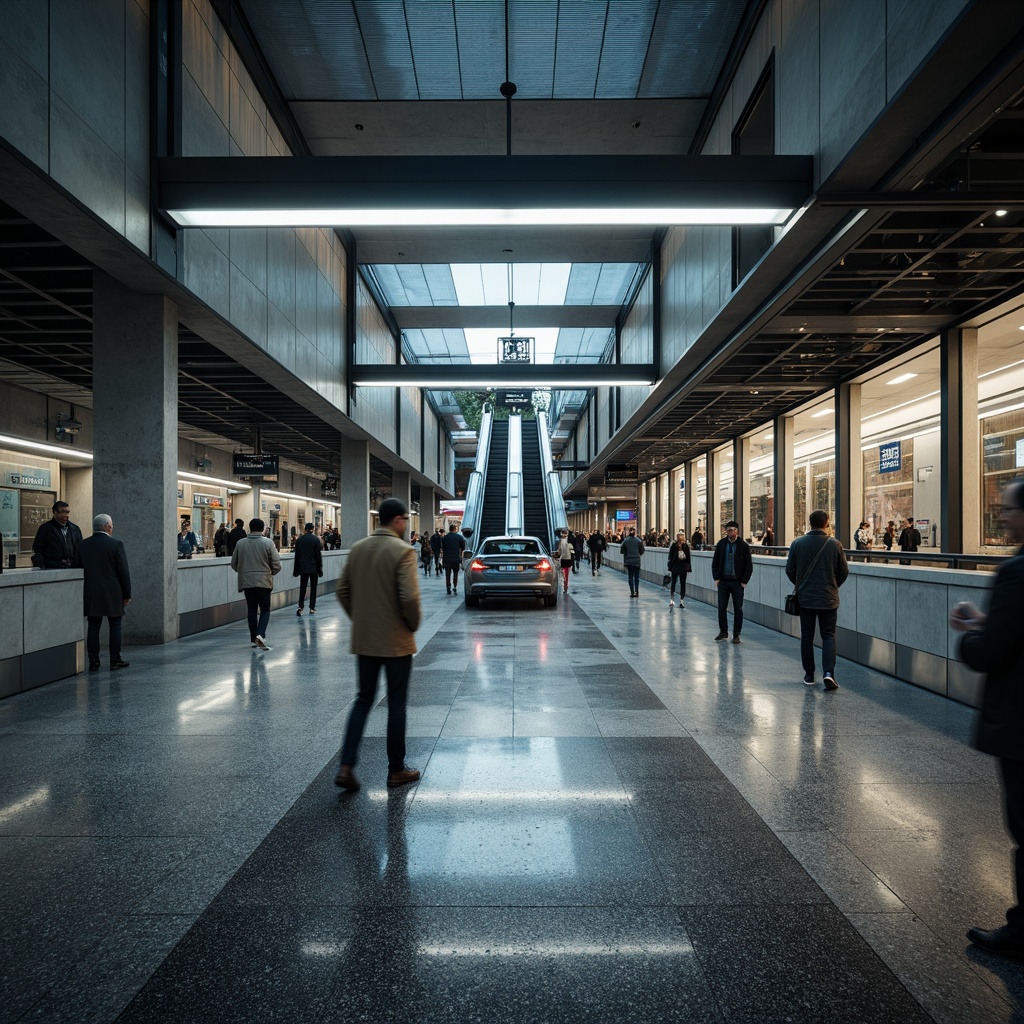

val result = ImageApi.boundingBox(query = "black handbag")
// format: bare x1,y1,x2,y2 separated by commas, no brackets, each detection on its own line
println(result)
785,537,833,616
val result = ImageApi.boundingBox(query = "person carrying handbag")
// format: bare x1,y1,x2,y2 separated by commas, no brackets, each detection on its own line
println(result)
785,510,849,690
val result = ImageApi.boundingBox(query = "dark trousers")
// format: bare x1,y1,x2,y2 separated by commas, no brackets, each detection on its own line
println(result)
245,587,271,640
87,615,122,664
626,565,640,594
669,567,687,598
717,580,744,633
798,607,837,675
444,563,460,592
298,574,318,610
591,550,603,574
1002,759,1024,934
340,654,412,773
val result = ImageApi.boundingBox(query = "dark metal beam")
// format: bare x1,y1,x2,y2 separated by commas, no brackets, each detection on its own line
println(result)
392,305,619,330
351,363,658,387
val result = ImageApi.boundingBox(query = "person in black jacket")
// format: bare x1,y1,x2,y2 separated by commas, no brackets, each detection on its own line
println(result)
952,479,1024,959
710,520,753,643
667,531,691,608
293,522,324,615
73,513,131,671
441,524,466,595
31,500,83,569
587,529,607,576
785,510,848,689
226,518,247,556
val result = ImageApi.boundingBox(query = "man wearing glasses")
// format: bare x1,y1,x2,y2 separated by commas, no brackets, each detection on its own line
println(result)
951,480,1024,959
335,498,422,791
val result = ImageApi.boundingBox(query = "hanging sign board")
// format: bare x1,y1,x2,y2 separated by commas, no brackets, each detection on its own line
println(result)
496,389,533,408
615,509,637,522
878,441,901,474
193,492,224,507
321,478,339,498
605,464,639,485
233,454,278,477
498,337,534,363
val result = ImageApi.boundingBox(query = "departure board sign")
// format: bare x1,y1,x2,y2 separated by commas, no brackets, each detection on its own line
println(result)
615,509,637,522
496,389,532,408
879,441,901,474
233,454,279,477
605,464,639,485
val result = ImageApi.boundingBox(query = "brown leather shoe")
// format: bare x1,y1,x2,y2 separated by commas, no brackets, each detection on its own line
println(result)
334,765,360,791
387,765,421,789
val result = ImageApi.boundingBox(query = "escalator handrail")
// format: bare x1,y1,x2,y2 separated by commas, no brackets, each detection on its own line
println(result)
537,410,569,549
506,414,524,536
461,405,493,549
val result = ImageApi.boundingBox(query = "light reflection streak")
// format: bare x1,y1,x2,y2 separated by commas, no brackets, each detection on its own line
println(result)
0,786,50,824
367,790,630,803
416,942,692,956
301,941,350,956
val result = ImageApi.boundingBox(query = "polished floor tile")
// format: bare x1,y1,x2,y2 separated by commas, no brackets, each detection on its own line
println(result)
3,568,1023,1022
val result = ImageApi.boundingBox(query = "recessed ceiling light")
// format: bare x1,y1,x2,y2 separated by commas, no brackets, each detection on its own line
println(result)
996,209,1008,216
887,372,918,385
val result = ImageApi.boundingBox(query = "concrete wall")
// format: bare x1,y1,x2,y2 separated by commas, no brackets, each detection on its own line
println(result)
603,546,989,708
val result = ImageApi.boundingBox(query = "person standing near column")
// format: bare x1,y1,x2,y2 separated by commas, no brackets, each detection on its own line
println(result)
620,527,645,598
293,522,323,616
335,498,422,792
73,513,131,671
952,479,1024,960
667,531,691,608
786,509,848,690
711,520,752,643
231,517,281,650
32,500,83,569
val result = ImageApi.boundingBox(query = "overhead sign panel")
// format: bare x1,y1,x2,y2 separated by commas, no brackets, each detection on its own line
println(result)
233,454,279,478
605,464,639,485
496,389,533,408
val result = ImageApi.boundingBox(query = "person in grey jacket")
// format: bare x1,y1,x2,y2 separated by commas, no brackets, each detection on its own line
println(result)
785,509,848,690
952,478,1024,959
620,527,645,598
73,513,131,671
231,517,282,650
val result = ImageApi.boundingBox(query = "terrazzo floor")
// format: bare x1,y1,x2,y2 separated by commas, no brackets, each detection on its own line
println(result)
2,563,1023,1022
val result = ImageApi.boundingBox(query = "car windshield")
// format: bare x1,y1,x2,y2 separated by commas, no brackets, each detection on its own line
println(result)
481,539,540,555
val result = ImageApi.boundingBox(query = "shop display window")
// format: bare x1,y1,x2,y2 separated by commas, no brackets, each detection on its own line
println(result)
981,406,1024,547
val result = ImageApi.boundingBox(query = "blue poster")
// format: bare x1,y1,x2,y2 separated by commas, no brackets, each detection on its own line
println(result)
879,441,902,474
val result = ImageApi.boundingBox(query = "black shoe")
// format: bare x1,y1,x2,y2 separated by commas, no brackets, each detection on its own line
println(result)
110,660,130,670
296,607,302,616
309,607,315,614
334,765,360,791
715,631,729,641
731,635,742,644
967,925,1024,960
823,673,839,692
88,661,100,672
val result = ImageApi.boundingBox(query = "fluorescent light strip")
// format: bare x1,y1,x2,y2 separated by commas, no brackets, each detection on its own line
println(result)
0,434,93,460
167,207,794,229
178,471,251,491
887,372,918,385
261,487,338,505
358,377,654,388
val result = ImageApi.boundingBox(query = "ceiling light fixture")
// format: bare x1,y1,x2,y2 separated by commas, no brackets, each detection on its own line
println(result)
811,408,834,418
887,372,918,385
159,155,812,229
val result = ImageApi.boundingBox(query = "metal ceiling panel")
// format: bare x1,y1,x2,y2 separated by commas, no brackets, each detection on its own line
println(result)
451,0,506,98
355,0,419,99
405,0,461,100
553,326,615,362
402,328,472,362
596,2,659,98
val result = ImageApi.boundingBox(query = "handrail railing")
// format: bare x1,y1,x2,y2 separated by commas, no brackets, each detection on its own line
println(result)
746,545,1006,572
506,414,524,536
537,409,568,551
461,405,493,552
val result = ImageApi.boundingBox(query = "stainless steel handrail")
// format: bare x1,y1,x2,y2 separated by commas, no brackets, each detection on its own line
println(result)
461,405,493,552
506,414,523,536
750,545,1005,571
537,409,568,550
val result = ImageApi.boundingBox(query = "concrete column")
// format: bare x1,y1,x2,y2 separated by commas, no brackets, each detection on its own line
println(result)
707,449,723,544
600,501,608,533
92,273,177,643
392,470,411,512
684,459,699,539
669,466,683,536
340,439,370,548
774,414,796,545
836,383,862,548
232,487,256,527
734,436,750,541
659,472,669,534
418,486,437,536
941,328,979,552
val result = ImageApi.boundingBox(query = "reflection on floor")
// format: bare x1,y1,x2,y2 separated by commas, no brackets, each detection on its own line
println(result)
2,565,1022,1022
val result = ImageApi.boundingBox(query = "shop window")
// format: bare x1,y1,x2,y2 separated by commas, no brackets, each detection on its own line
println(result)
981,406,1024,546
863,443,915,541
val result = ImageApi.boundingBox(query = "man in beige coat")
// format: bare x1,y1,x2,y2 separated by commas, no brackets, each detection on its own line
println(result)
335,497,422,791
230,517,282,651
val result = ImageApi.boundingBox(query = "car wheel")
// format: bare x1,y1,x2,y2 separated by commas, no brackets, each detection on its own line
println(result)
465,591,479,608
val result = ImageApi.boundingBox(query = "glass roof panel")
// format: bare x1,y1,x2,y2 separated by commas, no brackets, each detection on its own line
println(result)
369,263,641,307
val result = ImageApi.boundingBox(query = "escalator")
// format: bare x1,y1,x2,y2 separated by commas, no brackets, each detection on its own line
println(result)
521,418,548,544
478,418,509,539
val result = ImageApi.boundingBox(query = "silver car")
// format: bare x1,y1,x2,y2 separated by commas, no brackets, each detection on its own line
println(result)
464,536,557,607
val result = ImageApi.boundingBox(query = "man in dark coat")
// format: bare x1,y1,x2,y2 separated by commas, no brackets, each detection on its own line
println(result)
587,529,607,576
73,513,131,671
711,520,753,643
430,529,443,576
32,500,83,569
440,523,466,595
293,521,323,616
666,531,691,608
226,518,247,556
952,478,1024,959
785,510,849,690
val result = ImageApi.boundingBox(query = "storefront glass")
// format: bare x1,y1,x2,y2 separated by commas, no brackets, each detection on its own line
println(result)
791,400,835,536
748,424,773,542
